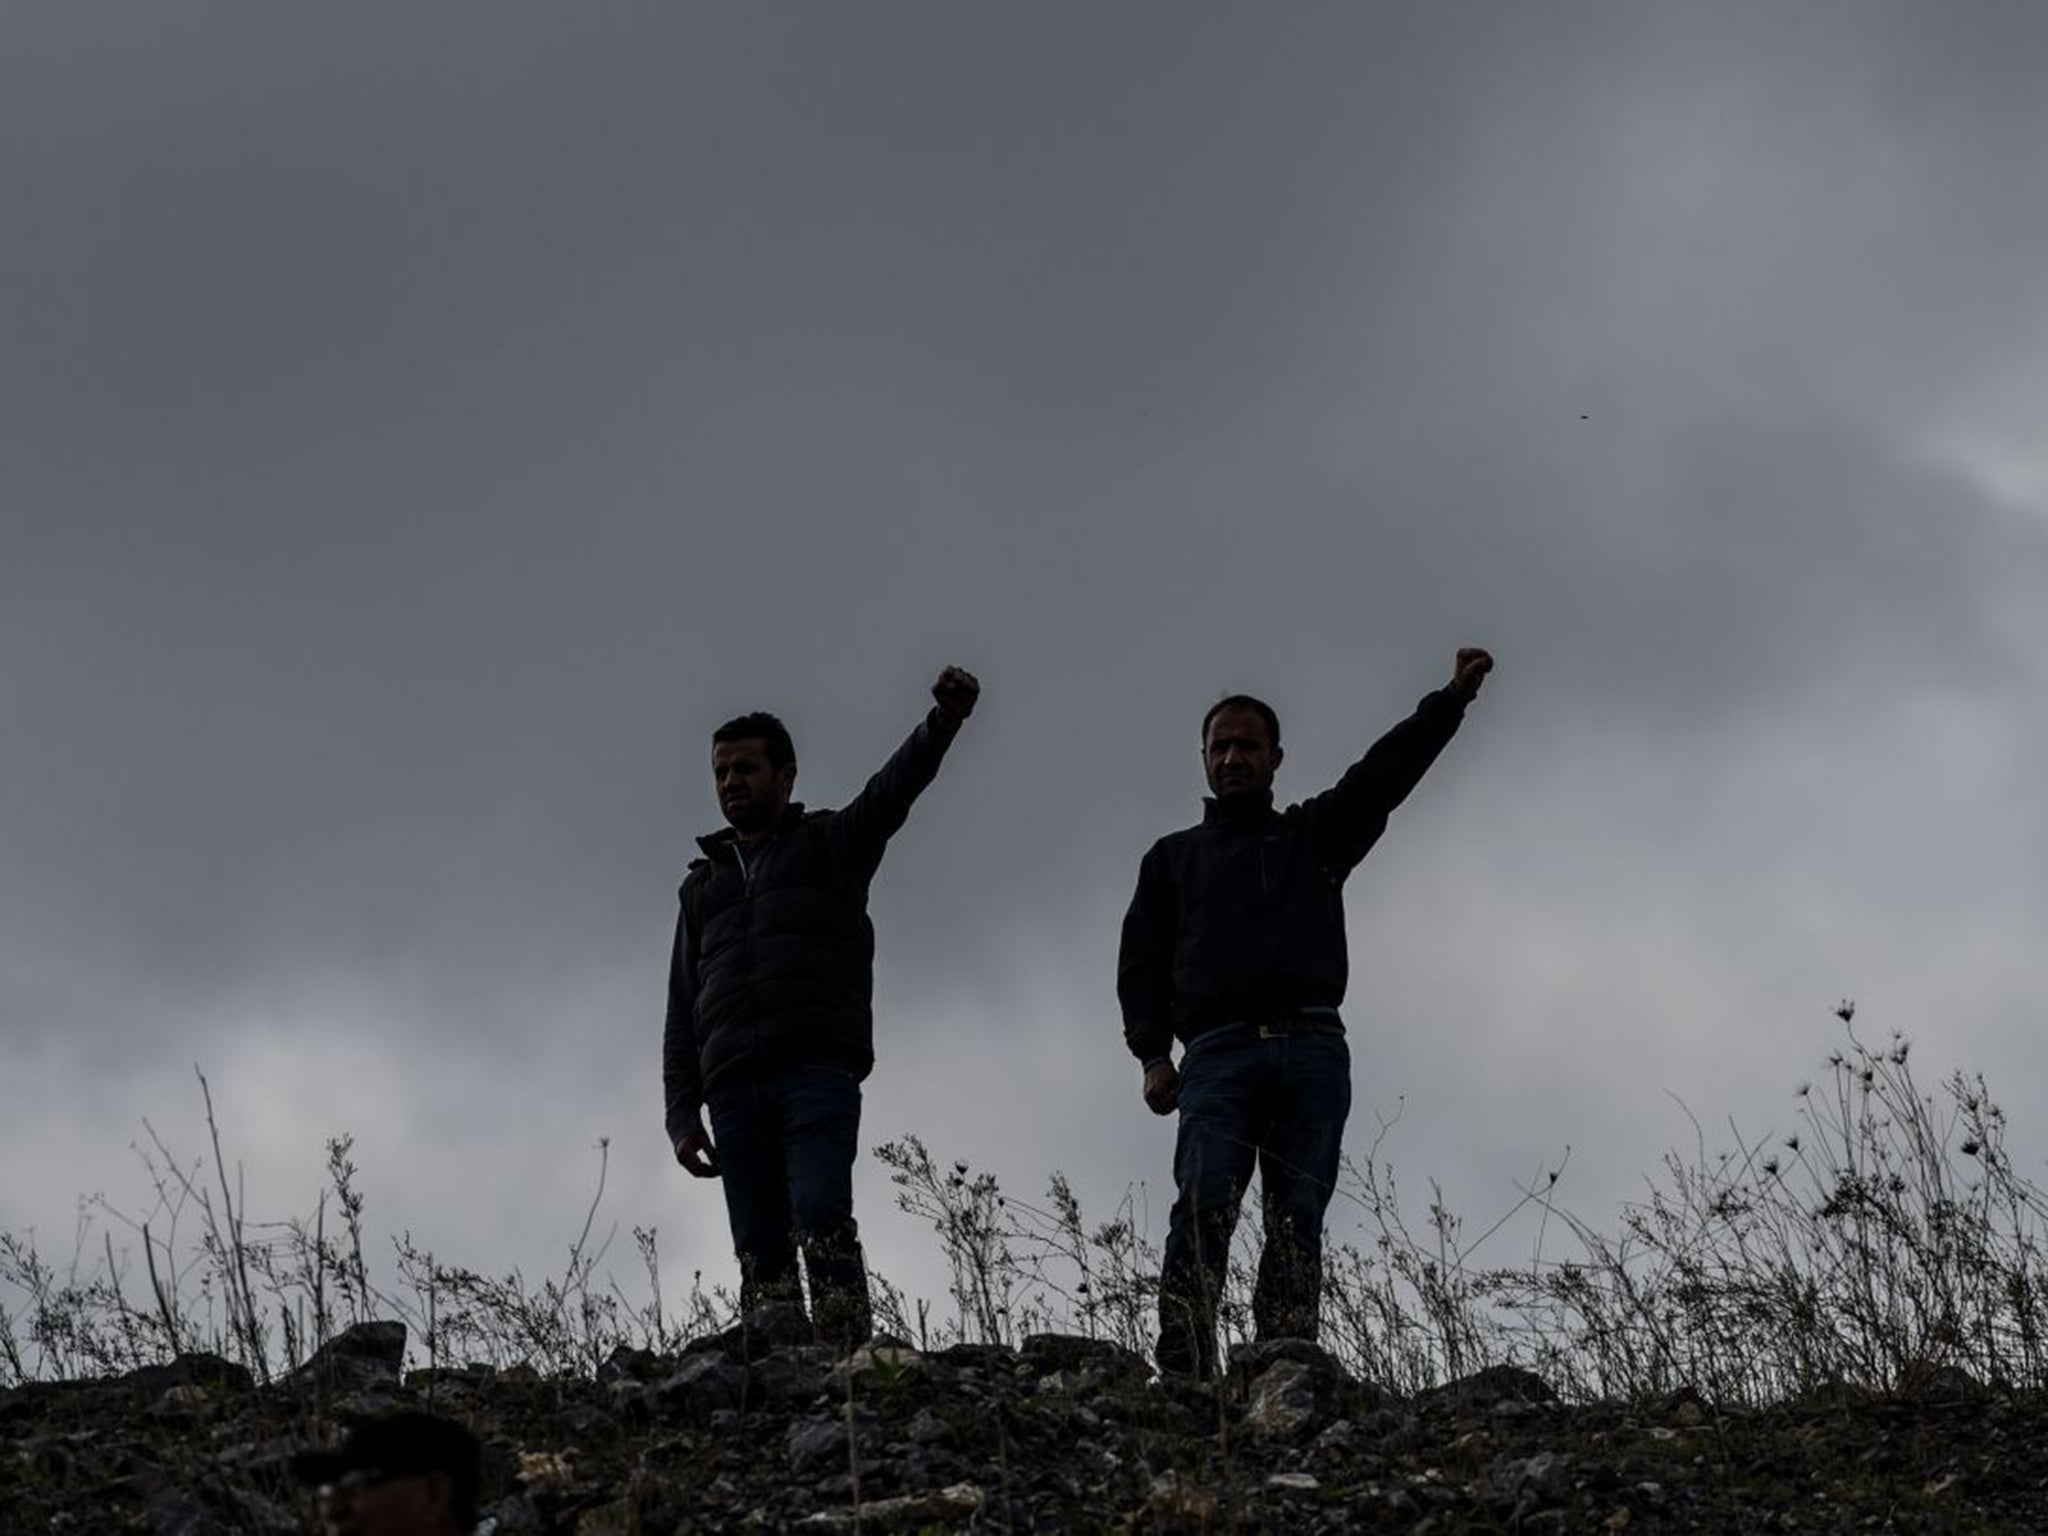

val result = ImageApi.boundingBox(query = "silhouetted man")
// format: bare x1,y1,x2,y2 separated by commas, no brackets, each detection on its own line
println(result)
1118,648,1493,1377
665,666,979,1348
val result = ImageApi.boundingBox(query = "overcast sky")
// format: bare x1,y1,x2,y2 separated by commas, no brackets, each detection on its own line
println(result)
6,4,2046,1351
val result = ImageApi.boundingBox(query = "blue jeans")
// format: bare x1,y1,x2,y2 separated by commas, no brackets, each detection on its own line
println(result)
1157,1029,1351,1377
705,1063,872,1347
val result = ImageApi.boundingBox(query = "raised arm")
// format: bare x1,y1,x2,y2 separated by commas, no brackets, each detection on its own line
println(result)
1118,843,1181,1112
1308,648,1492,872
826,666,979,881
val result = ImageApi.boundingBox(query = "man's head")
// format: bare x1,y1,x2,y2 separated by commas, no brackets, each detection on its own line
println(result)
711,711,798,837
290,1411,480,1536
1200,694,1283,802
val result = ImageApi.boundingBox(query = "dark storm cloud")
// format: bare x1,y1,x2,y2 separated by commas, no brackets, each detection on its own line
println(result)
5,4,2045,1304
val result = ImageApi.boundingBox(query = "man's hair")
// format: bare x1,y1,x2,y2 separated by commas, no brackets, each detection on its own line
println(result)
1200,694,1281,750
712,711,796,770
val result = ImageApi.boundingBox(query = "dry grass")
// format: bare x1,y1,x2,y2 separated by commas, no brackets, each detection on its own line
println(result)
8,1005,2046,1408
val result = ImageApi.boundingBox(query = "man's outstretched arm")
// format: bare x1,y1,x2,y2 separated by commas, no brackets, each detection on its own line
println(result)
1309,647,1493,871
662,905,718,1177
828,665,980,881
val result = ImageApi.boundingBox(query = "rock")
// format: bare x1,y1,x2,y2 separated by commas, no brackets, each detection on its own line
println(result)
1244,1359,1327,1440
933,1341,1017,1373
1266,1471,1320,1493
1897,1360,1988,1402
1019,1333,1146,1378
120,1353,255,1397
289,1321,407,1387
572,1500,635,1535
752,1351,831,1404
1227,1337,1347,1381
907,1406,955,1445
794,1482,982,1530
145,1384,212,1423
688,1303,815,1360
476,1493,545,1534
828,1340,926,1393
406,1363,497,1392
1491,1450,1571,1504
1141,1470,1218,1524
146,1489,227,1536
786,1412,877,1474
651,1353,748,1421
594,1345,668,1386
1430,1364,1557,1411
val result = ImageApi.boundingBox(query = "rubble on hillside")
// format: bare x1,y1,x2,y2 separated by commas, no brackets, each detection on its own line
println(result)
6,1310,2045,1533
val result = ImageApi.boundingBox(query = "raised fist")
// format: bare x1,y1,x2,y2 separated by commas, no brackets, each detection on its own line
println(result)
932,664,981,723
1451,647,1494,702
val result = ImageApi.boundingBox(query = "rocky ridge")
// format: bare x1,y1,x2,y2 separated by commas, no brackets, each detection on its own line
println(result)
6,1311,2048,1532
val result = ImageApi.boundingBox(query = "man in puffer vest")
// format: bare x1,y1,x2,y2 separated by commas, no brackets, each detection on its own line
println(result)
664,666,978,1349
1118,648,1493,1378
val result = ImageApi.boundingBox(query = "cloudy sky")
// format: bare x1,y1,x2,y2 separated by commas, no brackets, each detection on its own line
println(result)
6,3,2046,1349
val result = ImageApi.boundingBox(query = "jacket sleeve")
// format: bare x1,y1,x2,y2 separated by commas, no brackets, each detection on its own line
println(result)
662,898,704,1142
1305,687,1467,873
1116,842,1178,1066
825,707,961,883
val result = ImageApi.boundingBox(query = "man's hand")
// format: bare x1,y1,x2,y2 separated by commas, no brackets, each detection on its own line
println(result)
1451,646,1494,702
1143,1060,1181,1116
932,664,981,724
674,1124,720,1178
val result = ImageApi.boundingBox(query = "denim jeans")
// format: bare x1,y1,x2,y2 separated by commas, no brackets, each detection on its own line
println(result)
1157,1028,1351,1378
705,1063,872,1348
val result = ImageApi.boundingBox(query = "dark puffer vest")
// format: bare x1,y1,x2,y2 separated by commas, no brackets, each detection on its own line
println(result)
664,711,959,1140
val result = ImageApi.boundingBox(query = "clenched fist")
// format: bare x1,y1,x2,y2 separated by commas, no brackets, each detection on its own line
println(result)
1450,647,1494,702
1143,1060,1181,1116
932,665,981,723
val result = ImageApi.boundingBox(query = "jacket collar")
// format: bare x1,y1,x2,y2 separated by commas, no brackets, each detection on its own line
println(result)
1201,792,1276,828
696,802,807,858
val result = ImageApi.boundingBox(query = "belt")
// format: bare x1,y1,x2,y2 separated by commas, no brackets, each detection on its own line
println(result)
1235,1012,1344,1040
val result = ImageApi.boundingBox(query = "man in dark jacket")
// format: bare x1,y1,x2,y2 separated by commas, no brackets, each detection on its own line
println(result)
1118,648,1493,1377
665,666,979,1346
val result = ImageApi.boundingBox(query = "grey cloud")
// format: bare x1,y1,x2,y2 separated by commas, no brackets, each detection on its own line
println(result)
5,4,2045,1313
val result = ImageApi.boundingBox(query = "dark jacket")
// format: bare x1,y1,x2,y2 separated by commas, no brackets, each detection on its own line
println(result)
1117,687,1467,1064
663,710,960,1140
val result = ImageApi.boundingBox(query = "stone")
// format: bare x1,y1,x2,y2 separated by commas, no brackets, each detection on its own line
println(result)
571,1500,635,1535
1430,1364,1557,1410
1491,1450,1571,1503
289,1321,407,1387
1227,1337,1346,1381
828,1340,926,1393
594,1344,668,1387
752,1351,830,1404
794,1482,982,1530
1244,1359,1325,1440
714,1303,817,1358
1018,1333,1147,1378
651,1352,748,1422
145,1489,227,1536
1141,1471,1218,1523
476,1493,545,1534
119,1353,255,1397
933,1341,1017,1373
787,1413,877,1474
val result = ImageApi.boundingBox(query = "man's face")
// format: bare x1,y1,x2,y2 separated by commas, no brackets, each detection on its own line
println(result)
713,737,796,835
1202,707,1282,801
317,1469,454,1536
